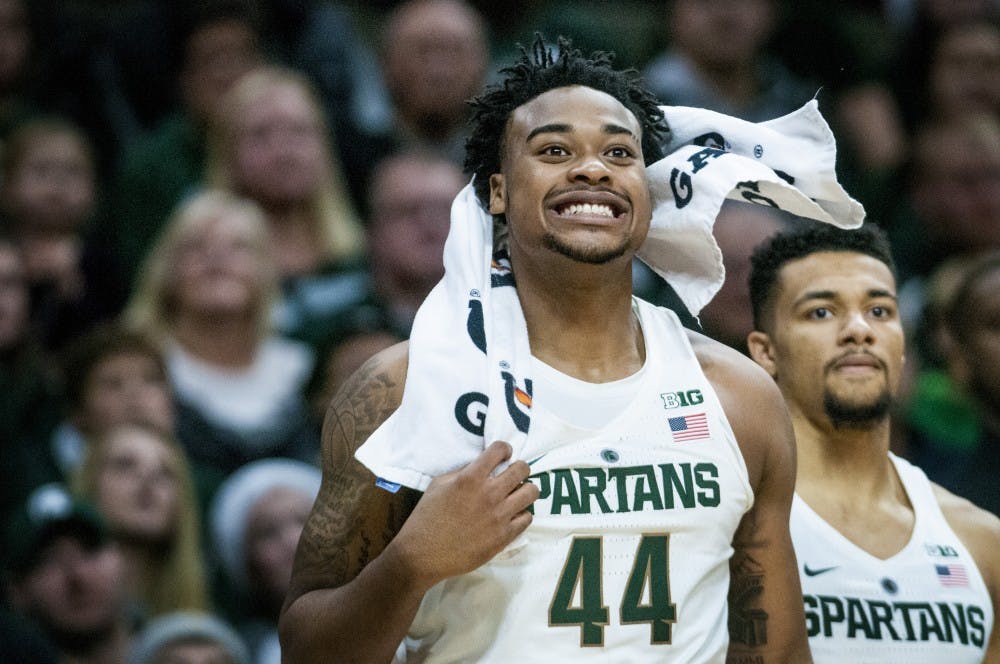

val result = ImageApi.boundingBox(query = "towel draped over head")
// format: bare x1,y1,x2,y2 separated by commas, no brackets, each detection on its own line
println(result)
355,100,865,491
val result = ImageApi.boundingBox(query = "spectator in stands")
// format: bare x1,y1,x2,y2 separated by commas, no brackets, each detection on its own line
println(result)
129,611,249,664
72,423,210,617
911,253,1000,515
305,307,404,423
0,117,126,351
378,0,489,166
124,190,318,479
110,1,264,285
277,149,461,349
258,0,392,209
892,0,999,133
4,483,135,664
0,234,62,520
205,65,364,282
55,324,175,479
923,18,1000,124
210,459,320,664
0,0,37,140
363,149,463,332
888,113,1000,285
642,0,815,121
698,201,790,354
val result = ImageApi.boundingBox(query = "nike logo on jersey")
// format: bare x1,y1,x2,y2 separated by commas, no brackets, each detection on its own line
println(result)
803,564,839,577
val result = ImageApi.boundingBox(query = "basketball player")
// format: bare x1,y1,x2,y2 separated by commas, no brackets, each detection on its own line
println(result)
746,222,999,662
280,38,811,662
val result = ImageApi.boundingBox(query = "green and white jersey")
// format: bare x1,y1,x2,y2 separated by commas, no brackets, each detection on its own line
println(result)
402,301,753,662
791,454,993,663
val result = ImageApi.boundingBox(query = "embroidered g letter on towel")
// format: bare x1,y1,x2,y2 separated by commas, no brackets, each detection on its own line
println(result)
355,100,864,491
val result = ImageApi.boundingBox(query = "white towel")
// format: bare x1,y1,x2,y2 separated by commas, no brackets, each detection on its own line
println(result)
355,100,864,491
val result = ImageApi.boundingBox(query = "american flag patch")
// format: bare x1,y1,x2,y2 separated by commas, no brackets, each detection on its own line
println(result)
668,412,710,442
936,564,969,587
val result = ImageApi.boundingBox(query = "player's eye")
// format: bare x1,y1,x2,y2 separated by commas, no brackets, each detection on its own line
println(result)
541,145,569,157
809,307,831,319
870,305,894,318
606,146,634,159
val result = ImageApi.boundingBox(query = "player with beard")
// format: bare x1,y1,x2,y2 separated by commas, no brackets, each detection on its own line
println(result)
747,222,999,662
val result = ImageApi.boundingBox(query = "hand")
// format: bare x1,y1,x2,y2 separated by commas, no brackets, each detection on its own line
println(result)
389,440,539,589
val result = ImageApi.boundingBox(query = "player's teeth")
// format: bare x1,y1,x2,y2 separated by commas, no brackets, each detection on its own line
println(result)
563,203,614,216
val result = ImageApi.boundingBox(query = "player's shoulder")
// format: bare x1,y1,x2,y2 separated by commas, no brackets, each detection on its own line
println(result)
685,328,783,408
932,483,1000,548
333,338,409,401
685,329,792,484
321,340,410,454
932,483,1000,587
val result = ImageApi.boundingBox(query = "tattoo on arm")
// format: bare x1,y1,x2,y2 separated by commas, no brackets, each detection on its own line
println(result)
728,550,769,648
289,355,415,596
727,656,765,664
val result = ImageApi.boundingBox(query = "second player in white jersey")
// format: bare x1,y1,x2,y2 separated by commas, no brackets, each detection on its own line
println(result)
792,454,992,663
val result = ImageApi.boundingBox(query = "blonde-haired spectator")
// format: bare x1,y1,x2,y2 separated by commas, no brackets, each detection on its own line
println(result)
73,423,210,617
205,65,364,280
124,189,318,480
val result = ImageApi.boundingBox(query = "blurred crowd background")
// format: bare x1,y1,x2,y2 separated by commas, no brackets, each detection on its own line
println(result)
0,0,997,662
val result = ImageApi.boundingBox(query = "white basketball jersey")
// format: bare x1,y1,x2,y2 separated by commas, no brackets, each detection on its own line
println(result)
790,454,993,663
402,300,754,662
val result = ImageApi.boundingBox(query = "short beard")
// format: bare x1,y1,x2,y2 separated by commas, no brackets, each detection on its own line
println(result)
824,389,892,429
542,231,629,265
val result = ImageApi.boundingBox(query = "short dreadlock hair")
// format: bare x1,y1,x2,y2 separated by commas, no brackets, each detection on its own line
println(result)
749,221,896,333
464,35,668,209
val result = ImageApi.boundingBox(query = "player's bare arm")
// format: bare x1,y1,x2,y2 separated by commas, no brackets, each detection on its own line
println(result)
933,484,1000,660
279,342,539,663
691,332,812,664
279,342,420,663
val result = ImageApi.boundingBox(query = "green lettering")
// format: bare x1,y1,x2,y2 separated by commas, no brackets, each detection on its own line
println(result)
694,463,720,507
803,595,820,637
918,604,945,641
969,606,986,648
846,598,875,639
895,602,920,641
867,600,900,641
551,469,583,515
607,467,634,513
819,596,845,637
528,472,550,515
575,468,613,515
937,602,967,644
659,463,695,509
632,466,664,512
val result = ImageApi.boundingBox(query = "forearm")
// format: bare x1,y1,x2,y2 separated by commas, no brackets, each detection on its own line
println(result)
279,542,431,664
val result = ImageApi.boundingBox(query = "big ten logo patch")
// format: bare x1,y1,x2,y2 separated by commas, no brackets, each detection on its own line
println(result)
660,389,704,409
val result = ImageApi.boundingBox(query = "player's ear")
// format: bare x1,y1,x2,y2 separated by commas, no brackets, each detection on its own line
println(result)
747,330,777,378
489,174,506,215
